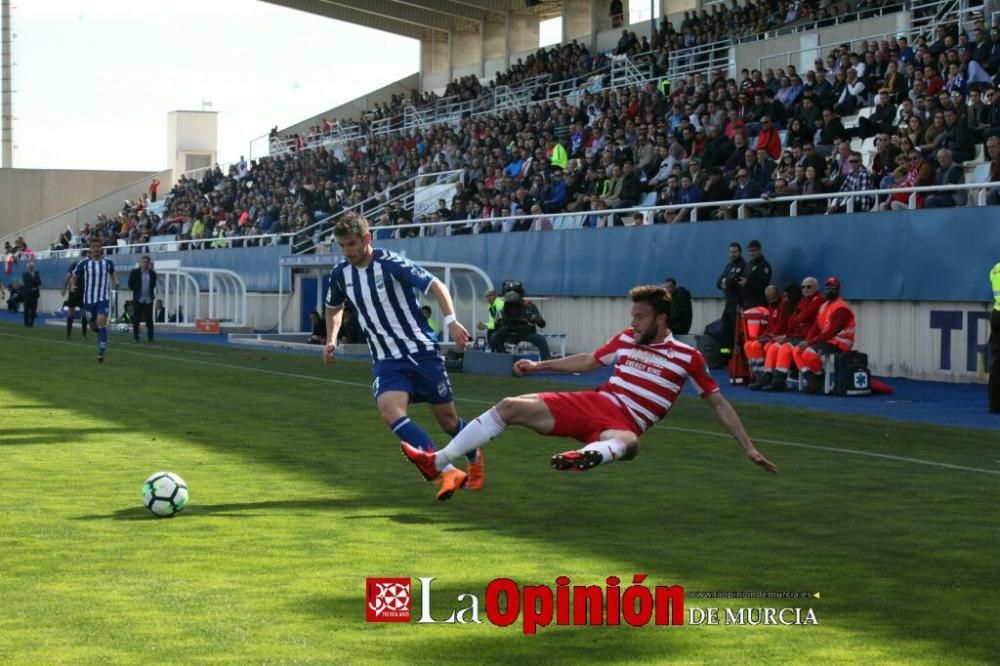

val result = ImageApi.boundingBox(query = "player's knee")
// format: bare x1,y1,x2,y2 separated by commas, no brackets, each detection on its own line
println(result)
379,407,407,427
435,411,459,433
495,397,520,423
619,434,640,460
496,396,537,424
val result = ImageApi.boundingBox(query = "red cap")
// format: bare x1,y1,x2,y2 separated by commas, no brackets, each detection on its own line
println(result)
824,277,841,289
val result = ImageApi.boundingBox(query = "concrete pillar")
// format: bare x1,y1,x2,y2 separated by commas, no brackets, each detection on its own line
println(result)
452,29,482,73
167,111,217,179
448,29,455,83
483,18,505,78
508,13,540,57
421,34,450,74
505,11,511,69
562,0,593,43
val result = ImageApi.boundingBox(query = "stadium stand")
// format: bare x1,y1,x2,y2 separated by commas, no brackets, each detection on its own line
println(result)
32,2,1000,257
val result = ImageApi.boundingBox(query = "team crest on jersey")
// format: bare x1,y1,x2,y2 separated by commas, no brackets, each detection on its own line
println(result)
375,277,385,291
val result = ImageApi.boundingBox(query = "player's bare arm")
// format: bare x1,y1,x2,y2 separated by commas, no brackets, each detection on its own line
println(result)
514,353,602,376
428,279,469,351
704,391,778,474
323,305,344,364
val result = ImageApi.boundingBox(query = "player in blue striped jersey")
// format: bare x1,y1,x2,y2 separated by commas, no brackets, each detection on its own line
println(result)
73,238,118,363
323,213,480,500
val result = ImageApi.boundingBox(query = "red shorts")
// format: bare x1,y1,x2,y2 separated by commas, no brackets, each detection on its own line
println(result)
539,391,643,444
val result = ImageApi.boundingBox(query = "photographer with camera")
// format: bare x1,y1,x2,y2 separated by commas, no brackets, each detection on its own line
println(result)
489,280,552,360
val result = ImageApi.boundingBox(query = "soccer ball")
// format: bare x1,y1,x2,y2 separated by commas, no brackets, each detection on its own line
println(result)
142,471,189,517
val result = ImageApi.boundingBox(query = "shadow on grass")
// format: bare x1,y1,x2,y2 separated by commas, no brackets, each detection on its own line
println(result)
296,592,697,664
7,324,1000,662
74,498,374,521
0,426,130,446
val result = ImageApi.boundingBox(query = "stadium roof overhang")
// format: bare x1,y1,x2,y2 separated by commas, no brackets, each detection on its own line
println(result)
261,0,541,39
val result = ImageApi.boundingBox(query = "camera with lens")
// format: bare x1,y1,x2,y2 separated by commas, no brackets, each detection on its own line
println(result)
496,279,544,336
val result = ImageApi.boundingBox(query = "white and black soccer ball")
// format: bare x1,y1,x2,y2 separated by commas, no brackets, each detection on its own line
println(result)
142,471,189,517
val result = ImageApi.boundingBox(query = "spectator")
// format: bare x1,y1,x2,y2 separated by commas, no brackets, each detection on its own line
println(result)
753,116,782,159
882,150,935,210
719,168,763,219
669,174,702,223
937,107,975,162
925,148,967,207
828,152,874,213
610,0,624,29
149,177,161,203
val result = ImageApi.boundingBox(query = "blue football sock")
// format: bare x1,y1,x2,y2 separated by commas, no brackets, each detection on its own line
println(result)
448,418,478,462
391,417,436,452
98,326,108,353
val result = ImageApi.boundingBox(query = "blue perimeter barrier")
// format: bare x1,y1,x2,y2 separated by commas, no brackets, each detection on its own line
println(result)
20,210,1000,301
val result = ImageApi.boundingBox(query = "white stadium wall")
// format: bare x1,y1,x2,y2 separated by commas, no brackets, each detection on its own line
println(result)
33,289,991,383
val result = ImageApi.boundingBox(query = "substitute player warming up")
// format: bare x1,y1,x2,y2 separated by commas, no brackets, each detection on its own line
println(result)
403,285,776,497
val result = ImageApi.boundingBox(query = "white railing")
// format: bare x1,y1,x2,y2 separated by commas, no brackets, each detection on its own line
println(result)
290,168,465,255
759,29,903,71
23,180,997,259
31,233,296,260
664,38,731,80
734,0,907,45
358,179,999,239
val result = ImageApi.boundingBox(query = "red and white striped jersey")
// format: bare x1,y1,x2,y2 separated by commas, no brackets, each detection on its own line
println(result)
592,329,720,432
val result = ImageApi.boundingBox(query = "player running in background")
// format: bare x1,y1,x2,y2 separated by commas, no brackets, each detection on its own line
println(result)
73,239,118,363
403,285,776,498
61,249,89,339
322,213,480,500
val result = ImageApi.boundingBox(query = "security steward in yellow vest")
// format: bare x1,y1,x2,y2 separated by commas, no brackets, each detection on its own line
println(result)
989,262,1000,413
476,288,505,342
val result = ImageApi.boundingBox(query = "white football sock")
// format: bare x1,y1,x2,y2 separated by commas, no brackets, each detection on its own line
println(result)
581,439,627,465
435,407,506,470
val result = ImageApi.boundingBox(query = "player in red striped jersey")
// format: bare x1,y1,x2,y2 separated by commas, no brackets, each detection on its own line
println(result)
402,285,776,498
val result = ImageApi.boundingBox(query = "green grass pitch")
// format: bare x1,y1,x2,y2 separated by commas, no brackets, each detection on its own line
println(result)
0,322,997,664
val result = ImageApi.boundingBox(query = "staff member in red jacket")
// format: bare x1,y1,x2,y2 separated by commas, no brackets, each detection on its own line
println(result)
744,285,788,386
761,277,826,392
792,277,856,393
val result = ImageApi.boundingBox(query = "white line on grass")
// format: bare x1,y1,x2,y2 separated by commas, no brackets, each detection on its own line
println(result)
4,330,999,477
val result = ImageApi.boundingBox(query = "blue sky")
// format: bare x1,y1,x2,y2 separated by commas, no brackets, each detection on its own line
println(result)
11,0,421,171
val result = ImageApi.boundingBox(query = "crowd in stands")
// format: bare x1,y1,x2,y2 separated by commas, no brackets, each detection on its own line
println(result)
41,10,1000,252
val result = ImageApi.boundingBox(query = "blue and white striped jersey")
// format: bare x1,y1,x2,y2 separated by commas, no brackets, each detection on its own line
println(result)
325,248,438,361
74,257,116,305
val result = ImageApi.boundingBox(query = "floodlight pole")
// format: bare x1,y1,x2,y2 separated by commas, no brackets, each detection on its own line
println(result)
1,0,13,167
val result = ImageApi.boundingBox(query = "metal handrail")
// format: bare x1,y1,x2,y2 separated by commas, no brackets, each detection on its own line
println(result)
290,168,465,255
758,29,906,71
357,179,999,239
33,232,297,260
30,179,996,258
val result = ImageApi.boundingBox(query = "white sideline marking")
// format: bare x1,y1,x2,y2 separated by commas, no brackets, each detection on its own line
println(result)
3,330,999,477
